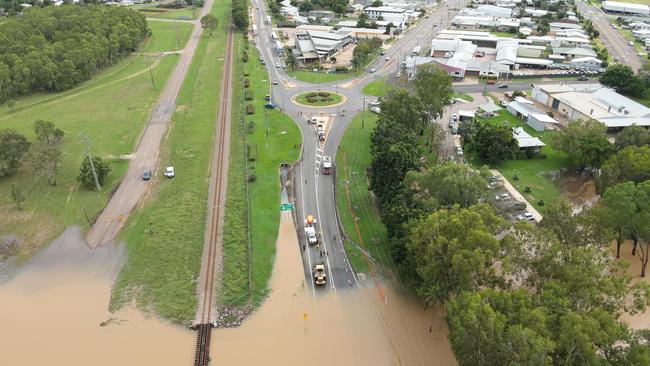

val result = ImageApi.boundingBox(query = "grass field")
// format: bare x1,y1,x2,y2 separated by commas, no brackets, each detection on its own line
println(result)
467,113,569,211
0,19,186,262
295,91,343,106
362,78,389,97
287,69,363,83
136,4,200,20
110,2,231,324
335,111,392,275
145,20,194,52
230,47,301,306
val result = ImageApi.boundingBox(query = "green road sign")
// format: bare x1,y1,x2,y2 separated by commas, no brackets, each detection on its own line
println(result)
280,203,293,212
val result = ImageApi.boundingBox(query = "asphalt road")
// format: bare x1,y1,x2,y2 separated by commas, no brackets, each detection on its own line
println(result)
251,0,457,295
576,0,644,71
86,0,216,248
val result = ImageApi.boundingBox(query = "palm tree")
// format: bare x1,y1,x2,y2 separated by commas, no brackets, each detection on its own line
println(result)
284,47,298,70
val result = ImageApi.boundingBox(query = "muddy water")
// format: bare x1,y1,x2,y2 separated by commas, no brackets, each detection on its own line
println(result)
0,227,193,366
212,212,456,366
615,241,650,330
556,172,599,212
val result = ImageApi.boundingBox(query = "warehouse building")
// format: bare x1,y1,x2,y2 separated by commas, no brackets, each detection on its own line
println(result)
602,1,650,16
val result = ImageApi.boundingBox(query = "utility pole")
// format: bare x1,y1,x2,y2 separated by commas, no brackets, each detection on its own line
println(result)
362,97,366,129
80,132,101,191
147,56,156,89
174,21,181,49
192,0,196,19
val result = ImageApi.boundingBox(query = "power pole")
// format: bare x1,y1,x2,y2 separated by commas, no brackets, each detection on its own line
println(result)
148,57,156,89
362,98,366,129
174,21,181,49
80,132,101,191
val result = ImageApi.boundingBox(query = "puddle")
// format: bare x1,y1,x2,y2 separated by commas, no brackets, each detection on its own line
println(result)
0,227,192,366
555,171,599,212
212,212,456,366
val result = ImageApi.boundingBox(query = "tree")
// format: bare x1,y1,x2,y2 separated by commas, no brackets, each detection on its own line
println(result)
551,119,613,170
600,64,646,97
0,129,30,177
540,198,607,248
370,139,420,202
404,163,489,210
77,156,112,188
200,14,218,36
599,182,638,258
6,99,16,110
356,12,369,28
232,0,249,31
468,124,518,163
412,64,453,127
25,142,61,186
615,125,650,150
599,146,650,192
371,0,383,6
405,204,506,307
284,47,298,70
377,88,425,132
299,0,313,12
33,119,64,146
10,184,26,210
351,56,363,71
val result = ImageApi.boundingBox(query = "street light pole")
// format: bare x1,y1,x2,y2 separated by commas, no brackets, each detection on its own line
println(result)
362,97,366,129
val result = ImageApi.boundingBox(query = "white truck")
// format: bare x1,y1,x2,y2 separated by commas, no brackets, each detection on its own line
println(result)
305,214,318,246
322,156,332,174
313,263,327,285
266,15,271,24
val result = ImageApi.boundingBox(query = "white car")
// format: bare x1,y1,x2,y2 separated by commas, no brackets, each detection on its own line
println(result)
370,106,381,114
495,193,510,201
517,212,534,221
272,79,278,85
385,56,390,61
451,113,458,121
164,166,175,178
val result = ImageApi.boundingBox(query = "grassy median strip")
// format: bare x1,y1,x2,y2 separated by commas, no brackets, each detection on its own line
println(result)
335,111,392,275
110,2,230,324
287,69,362,83
0,20,183,262
219,39,302,307
144,20,194,52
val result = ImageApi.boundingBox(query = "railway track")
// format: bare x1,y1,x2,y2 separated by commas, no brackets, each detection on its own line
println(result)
193,25,235,366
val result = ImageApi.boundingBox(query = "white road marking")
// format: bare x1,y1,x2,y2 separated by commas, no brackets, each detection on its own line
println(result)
316,148,323,153
300,162,316,301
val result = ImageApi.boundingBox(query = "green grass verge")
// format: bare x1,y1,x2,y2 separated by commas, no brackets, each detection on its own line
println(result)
136,4,200,19
0,20,185,262
287,69,362,83
295,91,343,106
335,111,392,275
467,113,570,212
452,91,474,102
110,1,231,324
145,20,194,52
362,78,389,97
240,49,301,306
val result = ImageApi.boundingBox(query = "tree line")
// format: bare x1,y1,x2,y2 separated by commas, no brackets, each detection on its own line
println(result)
232,0,248,31
368,64,650,363
0,5,149,103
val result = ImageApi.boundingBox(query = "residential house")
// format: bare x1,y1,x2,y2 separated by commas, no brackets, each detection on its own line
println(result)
512,127,545,153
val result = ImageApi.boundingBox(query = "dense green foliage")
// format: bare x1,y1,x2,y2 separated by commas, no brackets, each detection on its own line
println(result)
232,0,249,30
0,129,30,177
550,119,613,170
600,64,648,97
615,125,650,150
467,124,519,163
77,156,111,188
200,14,218,36
413,64,453,124
0,5,149,102
352,37,382,70
599,146,650,192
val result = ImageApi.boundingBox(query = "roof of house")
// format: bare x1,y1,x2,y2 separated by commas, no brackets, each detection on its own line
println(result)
516,57,553,65
529,112,559,124
458,109,476,118
571,56,602,63
603,1,650,11
364,6,406,13
552,47,597,57
513,127,545,148
496,40,518,65
479,102,502,113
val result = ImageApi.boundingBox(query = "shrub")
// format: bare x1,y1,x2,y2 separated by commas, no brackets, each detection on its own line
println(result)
242,51,248,63
318,92,330,97
247,121,255,134
245,90,254,100
246,104,255,114
247,144,258,161
244,78,250,88
335,66,349,72
248,174,257,182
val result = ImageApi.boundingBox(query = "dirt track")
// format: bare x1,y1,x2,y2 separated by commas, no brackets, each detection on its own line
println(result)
86,0,215,248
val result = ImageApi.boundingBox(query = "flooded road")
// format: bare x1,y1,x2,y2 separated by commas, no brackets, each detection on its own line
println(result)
212,212,456,366
0,221,455,366
0,227,192,366
556,172,599,212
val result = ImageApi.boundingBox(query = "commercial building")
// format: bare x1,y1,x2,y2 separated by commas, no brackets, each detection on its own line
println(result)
602,1,650,16
532,83,650,130
293,30,354,63
506,97,560,131
364,6,407,19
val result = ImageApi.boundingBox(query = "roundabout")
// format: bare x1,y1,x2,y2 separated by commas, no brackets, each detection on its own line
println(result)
292,91,346,108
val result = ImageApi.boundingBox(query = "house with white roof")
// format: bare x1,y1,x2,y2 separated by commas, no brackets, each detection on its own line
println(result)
475,4,512,17
524,8,548,17
532,83,650,130
507,97,560,131
364,6,406,19
552,47,598,60
512,127,545,153
633,28,650,39
570,56,603,69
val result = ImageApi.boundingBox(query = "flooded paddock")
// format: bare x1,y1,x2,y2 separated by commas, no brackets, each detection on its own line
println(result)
555,171,599,212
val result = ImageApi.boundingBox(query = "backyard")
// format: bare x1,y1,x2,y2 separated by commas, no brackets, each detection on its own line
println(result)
467,112,570,212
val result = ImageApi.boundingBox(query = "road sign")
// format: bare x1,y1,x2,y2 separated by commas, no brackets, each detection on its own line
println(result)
280,203,293,212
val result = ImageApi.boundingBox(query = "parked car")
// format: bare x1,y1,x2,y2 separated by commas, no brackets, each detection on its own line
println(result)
517,212,535,221
264,102,276,109
456,145,463,156
385,56,390,61
370,106,381,114
396,72,401,77
495,193,510,201
143,169,152,181
498,84,508,89
272,79,278,85
487,79,496,85
275,62,280,68
164,166,175,178
369,68,377,73
261,59,266,65
500,100,508,107
577,75,588,81
451,113,458,121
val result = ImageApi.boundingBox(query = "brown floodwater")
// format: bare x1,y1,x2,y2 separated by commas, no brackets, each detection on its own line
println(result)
0,227,193,366
0,217,455,366
615,241,650,330
556,172,599,212
212,212,456,366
